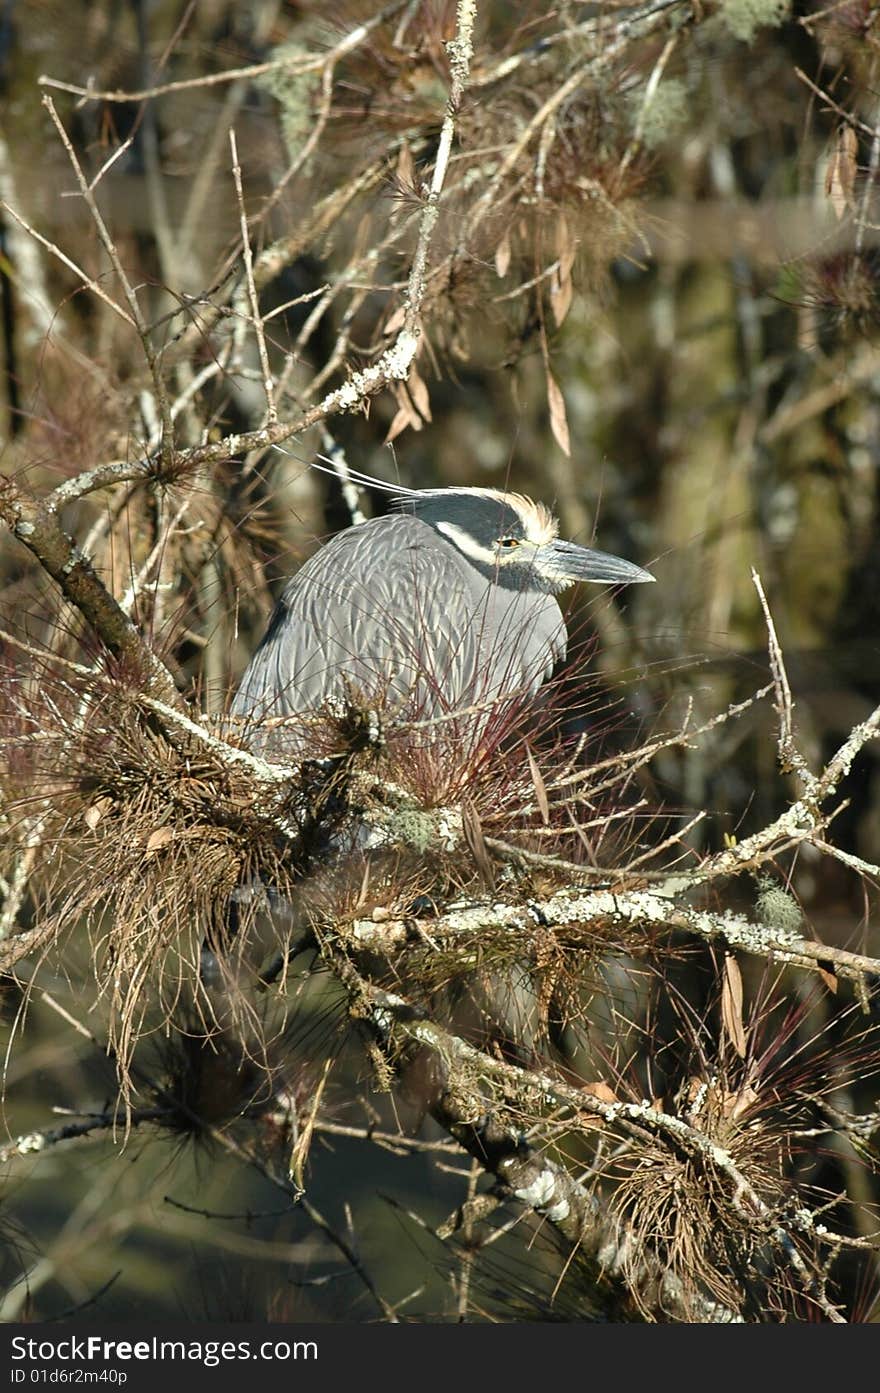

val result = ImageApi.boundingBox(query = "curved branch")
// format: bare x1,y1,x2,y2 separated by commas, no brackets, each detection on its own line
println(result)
0,474,182,707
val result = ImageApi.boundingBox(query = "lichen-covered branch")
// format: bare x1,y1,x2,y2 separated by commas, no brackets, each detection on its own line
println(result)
331,958,841,1321
397,887,880,988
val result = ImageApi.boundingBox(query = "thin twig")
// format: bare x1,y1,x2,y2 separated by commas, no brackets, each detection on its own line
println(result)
0,1109,171,1164
619,32,680,174
0,199,135,327
41,95,175,465
229,129,276,426
752,568,818,796
37,0,412,105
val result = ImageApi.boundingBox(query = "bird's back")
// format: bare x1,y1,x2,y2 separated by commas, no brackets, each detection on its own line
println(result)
231,514,565,754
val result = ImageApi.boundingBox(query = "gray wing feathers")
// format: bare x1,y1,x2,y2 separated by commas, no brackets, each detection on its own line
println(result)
232,515,565,740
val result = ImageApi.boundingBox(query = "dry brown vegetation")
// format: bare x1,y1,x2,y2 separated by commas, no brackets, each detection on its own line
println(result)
1,0,880,1323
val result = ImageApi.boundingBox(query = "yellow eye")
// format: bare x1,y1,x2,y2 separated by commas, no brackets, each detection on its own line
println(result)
497,537,519,549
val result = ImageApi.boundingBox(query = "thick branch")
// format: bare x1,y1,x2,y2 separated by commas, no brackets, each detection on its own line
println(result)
412,888,880,988
0,475,182,707
330,962,777,1322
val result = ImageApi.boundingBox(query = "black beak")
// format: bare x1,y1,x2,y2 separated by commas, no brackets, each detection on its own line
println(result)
545,540,655,586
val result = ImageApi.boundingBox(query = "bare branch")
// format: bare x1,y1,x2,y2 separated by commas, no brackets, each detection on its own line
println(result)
752,568,818,795
229,129,276,426
0,198,135,328
41,95,175,465
0,475,182,707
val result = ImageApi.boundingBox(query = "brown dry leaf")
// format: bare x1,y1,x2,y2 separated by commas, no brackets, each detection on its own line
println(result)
495,228,511,278
385,383,423,443
290,1056,333,1192
720,1082,760,1122
550,267,574,327
354,857,371,911
721,954,747,1059
683,1075,706,1108
145,826,174,854
525,745,550,825
383,303,407,338
551,215,577,326
396,141,415,189
555,213,574,266
578,1080,617,1129
582,1081,617,1103
408,364,432,422
461,796,495,890
83,796,112,831
546,372,570,456
825,126,858,220
817,965,839,995
384,407,412,443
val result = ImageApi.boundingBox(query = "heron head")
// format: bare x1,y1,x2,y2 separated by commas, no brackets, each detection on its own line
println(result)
396,488,655,594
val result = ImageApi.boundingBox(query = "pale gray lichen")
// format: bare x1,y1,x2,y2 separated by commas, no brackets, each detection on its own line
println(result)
544,1195,571,1223
369,805,462,854
388,809,438,855
259,38,322,165
10,1131,48,1157
513,1168,557,1209
384,330,419,378
329,332,418,414
351,918,407,947
61,546,87,576
754,875,804,935
629,78,688,151
445,0,477,94
721,0,791,43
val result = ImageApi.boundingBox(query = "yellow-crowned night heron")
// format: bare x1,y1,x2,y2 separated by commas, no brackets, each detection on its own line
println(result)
232,486,653,752
222,483,654,1053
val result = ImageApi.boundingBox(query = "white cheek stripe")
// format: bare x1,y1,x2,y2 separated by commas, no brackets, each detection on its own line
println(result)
434,521,497,566
434,522,562,584
434,521,548,575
